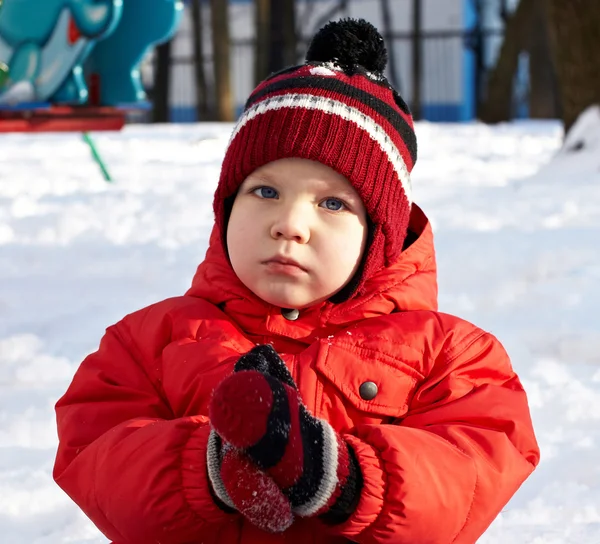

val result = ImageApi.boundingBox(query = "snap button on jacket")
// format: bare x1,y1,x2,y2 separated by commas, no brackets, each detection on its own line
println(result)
53,206,540,544
359,381,378,400
281,308,300,321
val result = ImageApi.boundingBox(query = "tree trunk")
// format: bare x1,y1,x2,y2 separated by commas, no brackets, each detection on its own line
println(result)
380,0,400,91
254,0,270,85
411,0,422,120
191,0,210,120
210,0,234,121
546,0,600,133
268,0,296,73
479,0,535,123
282,0,297,66
152,40,171,123
283,0,298,66
527,0,560,119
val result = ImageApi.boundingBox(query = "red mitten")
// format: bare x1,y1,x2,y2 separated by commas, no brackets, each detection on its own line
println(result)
207,429,295,532
209,345,362,528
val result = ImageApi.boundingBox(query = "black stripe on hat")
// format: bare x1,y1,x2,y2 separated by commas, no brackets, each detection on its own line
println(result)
244,75,417,164
246,374,291,470
284,405,325,509
261,62,410,114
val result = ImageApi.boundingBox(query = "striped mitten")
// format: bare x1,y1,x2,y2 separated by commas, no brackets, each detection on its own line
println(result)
208,345,362,532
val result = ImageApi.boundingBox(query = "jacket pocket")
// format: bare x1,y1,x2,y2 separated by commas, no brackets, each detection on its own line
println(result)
315,338,423,419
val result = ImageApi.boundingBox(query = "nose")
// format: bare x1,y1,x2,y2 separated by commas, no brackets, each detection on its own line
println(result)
270,202,311,243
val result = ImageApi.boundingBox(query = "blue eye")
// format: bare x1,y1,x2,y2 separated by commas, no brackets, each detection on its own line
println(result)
321,198,345,211
253,186,278,199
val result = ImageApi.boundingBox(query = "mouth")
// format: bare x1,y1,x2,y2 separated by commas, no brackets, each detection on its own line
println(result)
263,256,308,273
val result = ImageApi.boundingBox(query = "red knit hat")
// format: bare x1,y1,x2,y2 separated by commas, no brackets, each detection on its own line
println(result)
214,18,418,300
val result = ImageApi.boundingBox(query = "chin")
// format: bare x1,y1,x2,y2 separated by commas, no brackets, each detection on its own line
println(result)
259,290,315,310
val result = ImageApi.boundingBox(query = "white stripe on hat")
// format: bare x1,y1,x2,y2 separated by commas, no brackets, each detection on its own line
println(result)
228,93,412,205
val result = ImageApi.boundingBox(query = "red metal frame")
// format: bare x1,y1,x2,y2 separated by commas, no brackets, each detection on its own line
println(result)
0,105,126,133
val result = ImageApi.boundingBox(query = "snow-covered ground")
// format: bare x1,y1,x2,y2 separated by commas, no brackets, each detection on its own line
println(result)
1,111,599,543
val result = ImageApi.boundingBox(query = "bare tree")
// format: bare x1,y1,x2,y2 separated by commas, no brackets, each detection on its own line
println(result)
410,0,422,120
254,0,270,85
527,0,560,119
210,0,234,121
380,0,400,91
152,40,172,123
191,0,210,120
268,0,297,73
479,0,535,123
281,0,297,67
546,0,600,133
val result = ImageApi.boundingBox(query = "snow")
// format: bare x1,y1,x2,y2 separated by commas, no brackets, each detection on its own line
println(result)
1,110,599,542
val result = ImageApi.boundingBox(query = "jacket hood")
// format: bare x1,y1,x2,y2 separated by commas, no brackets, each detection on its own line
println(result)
186,205,438,343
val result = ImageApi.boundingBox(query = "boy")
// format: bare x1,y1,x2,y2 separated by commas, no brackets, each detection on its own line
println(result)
54,18,539,544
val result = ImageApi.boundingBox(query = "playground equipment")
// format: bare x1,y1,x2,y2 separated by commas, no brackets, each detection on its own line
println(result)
0,0,183,179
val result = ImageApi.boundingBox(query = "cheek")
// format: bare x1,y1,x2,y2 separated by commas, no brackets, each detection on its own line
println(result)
322,220,367,272
226,202,256,269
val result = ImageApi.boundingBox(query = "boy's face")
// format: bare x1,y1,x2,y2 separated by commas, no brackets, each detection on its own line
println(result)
226,158,368,309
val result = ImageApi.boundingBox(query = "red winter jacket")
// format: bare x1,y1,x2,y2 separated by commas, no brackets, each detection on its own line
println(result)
54,205,539,544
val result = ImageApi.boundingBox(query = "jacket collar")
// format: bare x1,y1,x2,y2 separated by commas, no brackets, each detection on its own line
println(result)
186,205,438,343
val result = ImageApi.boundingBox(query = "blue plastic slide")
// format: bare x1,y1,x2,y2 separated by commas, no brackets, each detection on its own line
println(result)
0,0,182,107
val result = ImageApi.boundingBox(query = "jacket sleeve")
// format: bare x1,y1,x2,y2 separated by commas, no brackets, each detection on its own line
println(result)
53,307,236,543
325,327,540,544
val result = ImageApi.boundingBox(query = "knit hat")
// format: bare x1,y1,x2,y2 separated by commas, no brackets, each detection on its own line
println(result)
214,18,418,300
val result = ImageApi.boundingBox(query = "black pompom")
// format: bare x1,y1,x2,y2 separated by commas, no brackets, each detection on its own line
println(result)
306,18,388,74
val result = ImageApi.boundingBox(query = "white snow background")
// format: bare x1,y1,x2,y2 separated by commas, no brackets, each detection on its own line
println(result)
1,107,599,543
